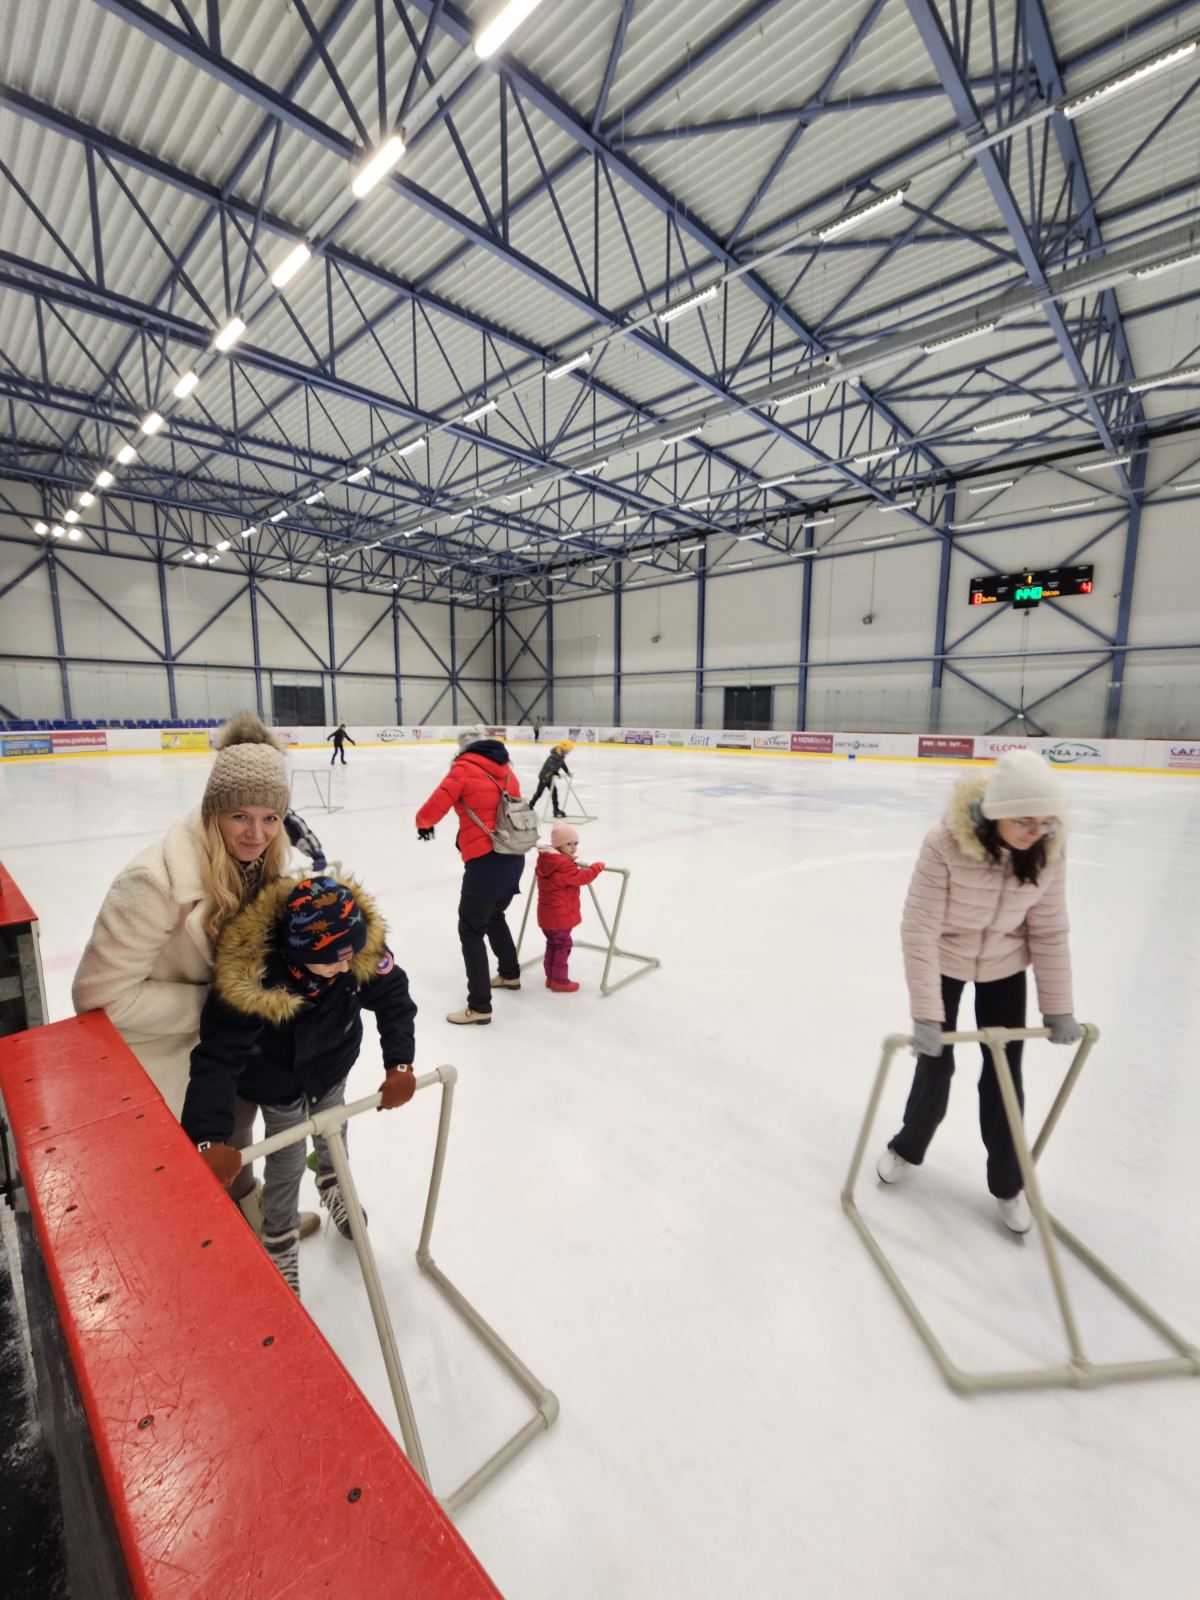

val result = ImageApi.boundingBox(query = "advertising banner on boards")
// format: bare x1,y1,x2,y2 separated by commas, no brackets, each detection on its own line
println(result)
790,733,835,753
918,736,975,760
160,730,211,751
1,735,53,757
51,730,107,750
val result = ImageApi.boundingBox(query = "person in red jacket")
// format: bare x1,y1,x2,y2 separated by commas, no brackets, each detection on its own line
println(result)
535,822,605,993
415,726,526,1025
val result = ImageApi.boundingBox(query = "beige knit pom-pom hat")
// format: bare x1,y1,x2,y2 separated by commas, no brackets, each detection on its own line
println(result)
201,714,290,820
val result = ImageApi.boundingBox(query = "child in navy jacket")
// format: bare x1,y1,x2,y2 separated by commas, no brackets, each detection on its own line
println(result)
182,874,416,1294
534,822,605,992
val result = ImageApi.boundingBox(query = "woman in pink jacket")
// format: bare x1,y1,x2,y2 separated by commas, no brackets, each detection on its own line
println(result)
876,749,1081,1233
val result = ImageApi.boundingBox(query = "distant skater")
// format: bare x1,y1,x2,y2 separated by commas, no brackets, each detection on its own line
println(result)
876,750,1081,1234
530,741,573,817
327,724,355,765
535,823,604,993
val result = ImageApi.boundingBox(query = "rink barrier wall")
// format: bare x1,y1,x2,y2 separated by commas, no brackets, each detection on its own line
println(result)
0,1011,503,1600
2,722,1197,775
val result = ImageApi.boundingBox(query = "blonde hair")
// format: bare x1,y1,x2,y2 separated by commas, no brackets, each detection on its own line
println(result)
200,813,290,945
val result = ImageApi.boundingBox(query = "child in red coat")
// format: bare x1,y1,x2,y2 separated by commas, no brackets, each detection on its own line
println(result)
535,822,605,993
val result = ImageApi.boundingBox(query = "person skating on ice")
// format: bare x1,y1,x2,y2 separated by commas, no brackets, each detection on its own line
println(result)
530,741,574,817
327,723,355,765
414,725,528,1025
876,749,1082,1234
181,873,417,1295
535,823,605,993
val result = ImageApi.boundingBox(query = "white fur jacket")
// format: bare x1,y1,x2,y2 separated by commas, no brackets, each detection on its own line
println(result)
901,774,1073,1023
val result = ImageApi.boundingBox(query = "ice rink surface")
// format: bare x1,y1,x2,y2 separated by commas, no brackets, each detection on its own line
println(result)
2,740,1199,1600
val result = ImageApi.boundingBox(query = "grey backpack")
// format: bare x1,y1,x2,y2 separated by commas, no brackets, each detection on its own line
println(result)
462,768,540,855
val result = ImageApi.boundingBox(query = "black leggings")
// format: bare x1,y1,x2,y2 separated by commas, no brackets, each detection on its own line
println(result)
889,970,1027,1199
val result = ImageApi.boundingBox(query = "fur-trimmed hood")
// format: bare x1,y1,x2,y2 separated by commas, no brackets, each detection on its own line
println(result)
211,873,387,1025
945,773,1067,864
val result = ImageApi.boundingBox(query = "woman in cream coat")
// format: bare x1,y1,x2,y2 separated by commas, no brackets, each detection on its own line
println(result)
73,715,319,1231
876,749,1082,1233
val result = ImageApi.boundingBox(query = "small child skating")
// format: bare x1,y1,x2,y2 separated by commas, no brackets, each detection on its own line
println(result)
181,873,417,1295
530,741,573,817
535,822,605,993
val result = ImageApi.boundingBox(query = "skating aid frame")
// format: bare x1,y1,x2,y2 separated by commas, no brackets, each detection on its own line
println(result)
842,1025,1200,1393
515,865,660,995
290,767,343,813
534,773,595,825
239,1066,558,1513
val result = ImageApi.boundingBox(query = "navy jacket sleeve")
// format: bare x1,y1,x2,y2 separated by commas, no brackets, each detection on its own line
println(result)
181,994,268,1146
358,953,417,1067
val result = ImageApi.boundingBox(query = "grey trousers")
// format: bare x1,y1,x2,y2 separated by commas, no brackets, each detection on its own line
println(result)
260,1079,349,1240
228,1095,259,1205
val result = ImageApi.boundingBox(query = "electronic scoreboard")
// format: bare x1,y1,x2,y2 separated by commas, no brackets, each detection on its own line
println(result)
968,565,1094,610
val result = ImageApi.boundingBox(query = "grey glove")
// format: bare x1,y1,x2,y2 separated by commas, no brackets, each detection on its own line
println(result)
1043,1013,1082,1045
911,1019,945,1058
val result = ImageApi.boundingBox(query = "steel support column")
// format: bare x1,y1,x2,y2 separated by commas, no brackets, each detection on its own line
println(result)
326,577,337,724
393,598,403,722
798,523,815,731
156,555,178,720
1105,446,1148,737
613,568,622,725
931,487,955,733
249,578,265,717
545,584,554,723
695,547,707,728
449,599,458,725
44,549,72,719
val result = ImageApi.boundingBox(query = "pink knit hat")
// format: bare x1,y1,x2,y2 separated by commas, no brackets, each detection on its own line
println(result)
550,822,579,848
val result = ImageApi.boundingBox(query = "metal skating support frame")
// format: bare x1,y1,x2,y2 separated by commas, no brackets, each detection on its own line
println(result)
515,865,660,997
239,1066,558,1513
842,1025,1200,1394
291,767,343,813
535,773,595,825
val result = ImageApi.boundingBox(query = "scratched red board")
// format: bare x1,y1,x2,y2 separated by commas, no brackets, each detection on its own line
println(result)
0,1014,503,1599
0,859,38,930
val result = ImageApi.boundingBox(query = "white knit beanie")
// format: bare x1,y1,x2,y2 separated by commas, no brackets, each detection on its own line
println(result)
202,715,291,820
457,724,489,752
981,749,1064,820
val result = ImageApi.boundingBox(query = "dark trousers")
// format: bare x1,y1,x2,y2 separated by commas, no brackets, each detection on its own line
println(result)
889,970,1027,1199
330,746,347,765
458,891,519,1012
530,779,562,813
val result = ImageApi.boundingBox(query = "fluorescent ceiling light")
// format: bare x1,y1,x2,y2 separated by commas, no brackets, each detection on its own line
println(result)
94,469,115,488
305,490,325,504
852,446,900,467
775,381,829,406
682,496,710,509
587,563,607,572
68,527,82,540
115,443,137,465
969,479,1014,494
587,460,608,475
1128,363,1200,394
474,0,547,59
181,549,193,560
816,185,908,240
921,322,995,353
801,515,836,527
680,542,705,552
662,426,705,445
973,410,1031,433
351,134,406,198
269,509,288,522
1063,41,1197,120
140,411,165,436
462,400,497,423
548,349,592,379
659,284,719,324
363,540,383,550
1077,456,1131,473
791,548,817,558
299,569,311,577
50,525,63,538
1048,499,1099,511
1171,479,1200,491
1134,249,1200,281
949,518,988,530
216,539,231,552
763,474,797,488
64,509,80,524
239,525,257,539
33,520,48,534
735,532,764,541
194,551,209,564
173,369,200,399
725,560,754,569
397,436,427,457
631,555,653,563
862,534,897,547
213,317,246,352
470,555,488,563
345,466,371,483
271,241,312,289
878,500,917,513
77,492,94,508
209,554,220,564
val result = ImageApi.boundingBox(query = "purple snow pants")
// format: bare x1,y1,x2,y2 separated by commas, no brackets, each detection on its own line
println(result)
543,927,573,983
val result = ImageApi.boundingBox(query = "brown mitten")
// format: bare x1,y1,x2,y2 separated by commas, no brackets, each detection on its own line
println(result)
378,1067,416,1110
198,1142,241,1187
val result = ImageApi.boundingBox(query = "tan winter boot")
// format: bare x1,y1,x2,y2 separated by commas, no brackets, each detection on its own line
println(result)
446,1006,492,1025
490,973,522,990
